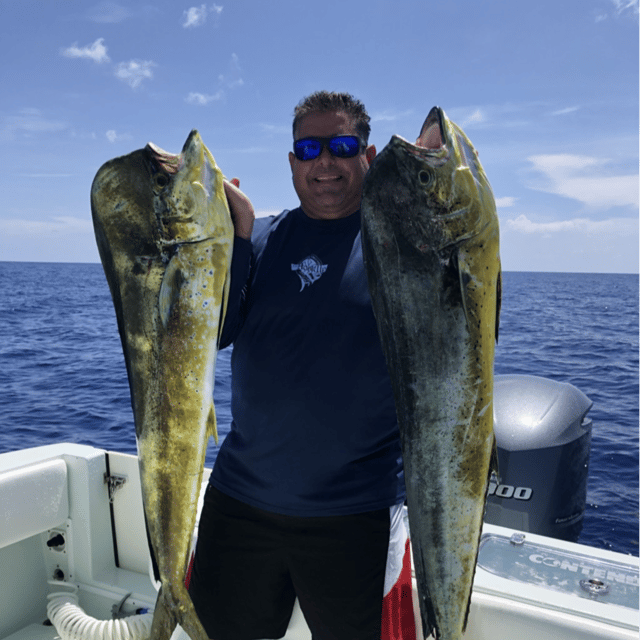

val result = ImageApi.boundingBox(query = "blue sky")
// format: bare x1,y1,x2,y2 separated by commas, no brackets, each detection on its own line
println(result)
1,0,638,273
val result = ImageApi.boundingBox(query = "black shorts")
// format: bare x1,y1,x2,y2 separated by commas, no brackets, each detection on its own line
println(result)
188,486,391,640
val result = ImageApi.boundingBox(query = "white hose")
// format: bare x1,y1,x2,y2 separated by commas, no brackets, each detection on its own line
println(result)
47,583,154,640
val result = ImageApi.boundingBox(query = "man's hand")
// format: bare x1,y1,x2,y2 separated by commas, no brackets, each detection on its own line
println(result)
224,178,255,241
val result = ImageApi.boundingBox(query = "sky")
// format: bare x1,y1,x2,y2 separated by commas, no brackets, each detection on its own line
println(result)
1,0,638,273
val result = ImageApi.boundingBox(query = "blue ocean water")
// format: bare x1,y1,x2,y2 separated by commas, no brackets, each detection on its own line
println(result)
0,262,637,556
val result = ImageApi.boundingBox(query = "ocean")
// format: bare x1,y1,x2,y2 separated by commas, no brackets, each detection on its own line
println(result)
0,262,637,557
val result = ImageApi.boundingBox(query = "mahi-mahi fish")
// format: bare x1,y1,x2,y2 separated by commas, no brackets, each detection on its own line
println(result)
361,107,501,640
91,130,234,640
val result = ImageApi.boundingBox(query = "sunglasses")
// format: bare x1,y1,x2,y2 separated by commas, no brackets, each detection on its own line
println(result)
293,135,365,161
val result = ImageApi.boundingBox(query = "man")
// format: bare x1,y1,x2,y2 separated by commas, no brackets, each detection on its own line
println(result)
188,91,411,640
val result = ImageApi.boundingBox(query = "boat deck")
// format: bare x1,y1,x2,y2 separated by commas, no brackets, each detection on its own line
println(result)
0,443,637,640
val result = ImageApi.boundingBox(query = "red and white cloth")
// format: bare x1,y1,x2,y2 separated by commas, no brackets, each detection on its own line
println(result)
381,505,417,640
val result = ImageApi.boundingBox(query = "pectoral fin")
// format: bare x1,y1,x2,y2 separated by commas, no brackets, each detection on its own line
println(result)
457,253,472,331
495,267,502,343
158,252,183,330
208,404,218,444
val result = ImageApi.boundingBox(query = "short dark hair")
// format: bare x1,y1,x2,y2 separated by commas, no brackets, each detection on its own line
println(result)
292,91,371,143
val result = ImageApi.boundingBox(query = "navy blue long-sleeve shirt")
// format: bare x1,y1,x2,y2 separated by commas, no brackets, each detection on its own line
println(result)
209,207,405,516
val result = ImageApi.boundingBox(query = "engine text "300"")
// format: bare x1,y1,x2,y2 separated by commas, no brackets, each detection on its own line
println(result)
488,483,533,501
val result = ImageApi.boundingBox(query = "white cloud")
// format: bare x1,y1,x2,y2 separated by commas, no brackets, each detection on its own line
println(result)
594,0,639,21
460,108,486,128
508,214,604,234
447,101,587,131
446,103,534,130
495,197,518,208
61,38,110,63
500,214,638,273
114,60,156,89
1,108,67,140
182,5,207,27
550,106,579,116
182,4,223,28
105,129,132,143
526,154,639,208
186,91,224,106
610,0,639,16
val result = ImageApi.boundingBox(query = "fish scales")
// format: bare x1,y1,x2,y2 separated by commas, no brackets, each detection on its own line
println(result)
91,130,234,640
361,107,501,640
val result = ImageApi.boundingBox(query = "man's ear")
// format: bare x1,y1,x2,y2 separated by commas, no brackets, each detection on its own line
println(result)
365,144,377,166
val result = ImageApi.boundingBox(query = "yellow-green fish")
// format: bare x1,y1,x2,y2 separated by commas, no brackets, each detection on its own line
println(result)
361,107,501,640
91,130,234,640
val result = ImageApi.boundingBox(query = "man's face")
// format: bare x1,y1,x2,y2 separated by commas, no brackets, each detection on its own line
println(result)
289,110,376,221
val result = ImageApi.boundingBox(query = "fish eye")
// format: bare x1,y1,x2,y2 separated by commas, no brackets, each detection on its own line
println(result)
418,170,434,186
155,173,170,188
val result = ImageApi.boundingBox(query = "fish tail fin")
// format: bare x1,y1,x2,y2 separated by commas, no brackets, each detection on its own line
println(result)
153,585,210,640
207,404,218,444
175,584,211,640
410,545,438,640
150,587,178,640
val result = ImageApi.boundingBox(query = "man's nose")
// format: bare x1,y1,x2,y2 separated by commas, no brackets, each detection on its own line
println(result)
316,145,334,164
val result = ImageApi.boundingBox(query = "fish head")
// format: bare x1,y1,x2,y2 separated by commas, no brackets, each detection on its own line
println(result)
151,129,231,247
362,106,497,256
414,106,497,249
91,130,232,266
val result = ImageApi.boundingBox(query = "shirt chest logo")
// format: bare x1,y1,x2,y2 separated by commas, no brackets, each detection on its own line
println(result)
291,254,328,291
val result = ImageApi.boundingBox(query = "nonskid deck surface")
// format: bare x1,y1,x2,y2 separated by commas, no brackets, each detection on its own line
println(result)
0,444,637,640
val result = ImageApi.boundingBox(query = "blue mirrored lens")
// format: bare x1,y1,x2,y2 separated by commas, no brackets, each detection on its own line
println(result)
328,136,361,157
294,139,323,161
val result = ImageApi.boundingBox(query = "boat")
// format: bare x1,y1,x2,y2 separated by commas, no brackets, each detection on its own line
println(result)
0,375,637,640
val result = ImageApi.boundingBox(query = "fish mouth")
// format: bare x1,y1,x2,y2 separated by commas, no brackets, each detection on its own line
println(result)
416,106,446,151
146,142,181,176
384,106,451,167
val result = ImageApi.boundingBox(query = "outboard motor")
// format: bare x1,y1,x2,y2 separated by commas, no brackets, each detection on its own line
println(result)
484,374,593,542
